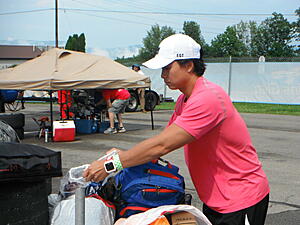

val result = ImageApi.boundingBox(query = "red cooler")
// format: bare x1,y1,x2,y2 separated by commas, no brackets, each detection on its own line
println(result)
53,120,75,142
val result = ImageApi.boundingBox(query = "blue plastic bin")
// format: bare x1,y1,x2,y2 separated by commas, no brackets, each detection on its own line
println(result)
0,90,18,103
74,119,98,134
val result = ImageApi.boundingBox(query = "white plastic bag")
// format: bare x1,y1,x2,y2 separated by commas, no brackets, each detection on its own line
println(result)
51,195,115,225
60,164,90,198
115,205,212,225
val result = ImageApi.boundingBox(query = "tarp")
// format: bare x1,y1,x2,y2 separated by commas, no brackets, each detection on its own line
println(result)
0,48,150,90
142,62,300,105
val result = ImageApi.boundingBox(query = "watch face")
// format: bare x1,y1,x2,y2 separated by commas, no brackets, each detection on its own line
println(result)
105,161,115,172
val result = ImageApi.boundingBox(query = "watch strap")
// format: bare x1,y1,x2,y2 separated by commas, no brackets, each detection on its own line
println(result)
113,153,123,172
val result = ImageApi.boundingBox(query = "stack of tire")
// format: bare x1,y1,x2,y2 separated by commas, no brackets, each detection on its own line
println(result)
0,113,25,140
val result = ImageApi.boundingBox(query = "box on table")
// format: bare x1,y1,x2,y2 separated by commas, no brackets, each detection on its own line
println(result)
74,119,98,134
171,211,197,225
53,120,75,142
98,121,119,133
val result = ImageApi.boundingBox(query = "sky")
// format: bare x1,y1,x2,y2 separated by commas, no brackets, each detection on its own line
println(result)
0,0,299,58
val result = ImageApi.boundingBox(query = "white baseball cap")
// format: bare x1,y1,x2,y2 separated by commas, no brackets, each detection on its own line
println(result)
143,33,201,69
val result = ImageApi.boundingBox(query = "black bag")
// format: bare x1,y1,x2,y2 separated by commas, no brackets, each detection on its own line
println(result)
0,143,62,182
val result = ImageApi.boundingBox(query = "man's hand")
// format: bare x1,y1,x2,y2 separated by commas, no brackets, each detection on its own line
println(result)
83,148,123,182
83,159,108,182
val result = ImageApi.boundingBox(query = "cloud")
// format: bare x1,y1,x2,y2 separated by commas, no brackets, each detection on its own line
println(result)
87,45,141,59
88,48,110,58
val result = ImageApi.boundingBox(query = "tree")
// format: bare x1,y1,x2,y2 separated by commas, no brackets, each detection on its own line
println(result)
65,33,86,52
182,21,212,57
182,21,206,46
292,7,300,55
234,21,259,56
251,13,294,57
210,26,248,57
139,24,176,61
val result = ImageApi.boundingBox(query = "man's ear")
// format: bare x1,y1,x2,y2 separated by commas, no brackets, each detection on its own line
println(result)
186,61,194,73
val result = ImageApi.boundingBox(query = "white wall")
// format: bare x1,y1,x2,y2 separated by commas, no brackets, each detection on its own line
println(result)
141,62,300,105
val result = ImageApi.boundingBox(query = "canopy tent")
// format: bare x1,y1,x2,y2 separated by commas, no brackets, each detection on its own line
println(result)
0,48,150,90
0,48,155,137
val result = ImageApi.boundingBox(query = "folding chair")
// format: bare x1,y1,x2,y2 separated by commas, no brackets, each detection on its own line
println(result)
32,116,51,139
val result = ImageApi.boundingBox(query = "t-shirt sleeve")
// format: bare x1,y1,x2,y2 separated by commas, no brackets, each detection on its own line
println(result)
174,93,226,139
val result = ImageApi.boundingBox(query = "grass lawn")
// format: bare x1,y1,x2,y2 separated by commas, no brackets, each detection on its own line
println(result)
155,102,300,116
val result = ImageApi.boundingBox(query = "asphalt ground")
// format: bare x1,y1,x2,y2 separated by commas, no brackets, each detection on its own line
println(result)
17,103,300,225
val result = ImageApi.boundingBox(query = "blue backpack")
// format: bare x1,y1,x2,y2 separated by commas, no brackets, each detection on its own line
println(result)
113,158,185,218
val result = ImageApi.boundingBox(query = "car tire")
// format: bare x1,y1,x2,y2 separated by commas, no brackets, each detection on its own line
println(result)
126,92,139,112
145,91,158,111
0,113,25,129
14,127,24,140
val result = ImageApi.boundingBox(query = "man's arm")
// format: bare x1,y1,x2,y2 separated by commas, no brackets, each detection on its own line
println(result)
83,123,195,182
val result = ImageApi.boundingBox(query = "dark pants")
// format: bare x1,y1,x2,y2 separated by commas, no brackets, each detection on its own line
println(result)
203,194,269,225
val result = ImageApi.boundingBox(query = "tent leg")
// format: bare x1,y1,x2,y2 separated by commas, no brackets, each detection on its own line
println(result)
150,109,154,130
50,91,54,141
148,87,154,130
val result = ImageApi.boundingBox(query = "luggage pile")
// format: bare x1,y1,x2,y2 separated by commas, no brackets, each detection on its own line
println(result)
49,158,212,225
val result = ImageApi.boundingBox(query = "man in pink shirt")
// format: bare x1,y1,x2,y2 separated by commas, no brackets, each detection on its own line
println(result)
84,34,270,225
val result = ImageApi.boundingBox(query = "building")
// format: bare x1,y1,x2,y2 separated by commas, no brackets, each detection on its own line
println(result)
0,45,51,70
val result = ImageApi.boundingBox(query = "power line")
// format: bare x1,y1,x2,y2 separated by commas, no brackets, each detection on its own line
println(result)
71,0,182,27
73,10,154,27
61,8,297,16
0,8,53,16
0,8,296,17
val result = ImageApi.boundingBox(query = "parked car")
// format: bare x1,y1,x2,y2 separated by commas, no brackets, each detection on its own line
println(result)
126,89,161,112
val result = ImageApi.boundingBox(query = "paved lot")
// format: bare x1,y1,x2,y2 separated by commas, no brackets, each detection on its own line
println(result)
18,103,300,224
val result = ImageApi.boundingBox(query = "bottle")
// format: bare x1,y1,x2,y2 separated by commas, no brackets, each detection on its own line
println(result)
45,128,49,142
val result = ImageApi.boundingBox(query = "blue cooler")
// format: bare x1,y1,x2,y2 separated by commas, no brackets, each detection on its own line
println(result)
74,119,98,134
98,121,119,133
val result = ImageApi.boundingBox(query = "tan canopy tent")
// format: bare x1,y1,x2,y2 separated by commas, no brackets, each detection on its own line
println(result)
0,48,150,90
0,48,155,135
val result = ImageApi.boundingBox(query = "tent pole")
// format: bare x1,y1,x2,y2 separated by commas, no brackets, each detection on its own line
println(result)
148,87,154,130
50,91,54,141
150,108,154,130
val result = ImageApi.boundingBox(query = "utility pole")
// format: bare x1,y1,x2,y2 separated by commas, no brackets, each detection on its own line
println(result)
55,0,58,48
50,0,59,141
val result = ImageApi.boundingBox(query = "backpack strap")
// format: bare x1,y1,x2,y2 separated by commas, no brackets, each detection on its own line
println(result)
86,193,116,210
119,206,150,216
154,158,173,169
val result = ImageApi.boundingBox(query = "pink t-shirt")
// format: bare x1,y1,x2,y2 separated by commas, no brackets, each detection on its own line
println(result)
168,77,269,213
102,89,130,101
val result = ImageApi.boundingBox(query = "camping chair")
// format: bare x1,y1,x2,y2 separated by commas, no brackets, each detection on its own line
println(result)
32,116,51,139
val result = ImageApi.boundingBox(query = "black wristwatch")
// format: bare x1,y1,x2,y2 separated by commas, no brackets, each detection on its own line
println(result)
104,159,116,173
